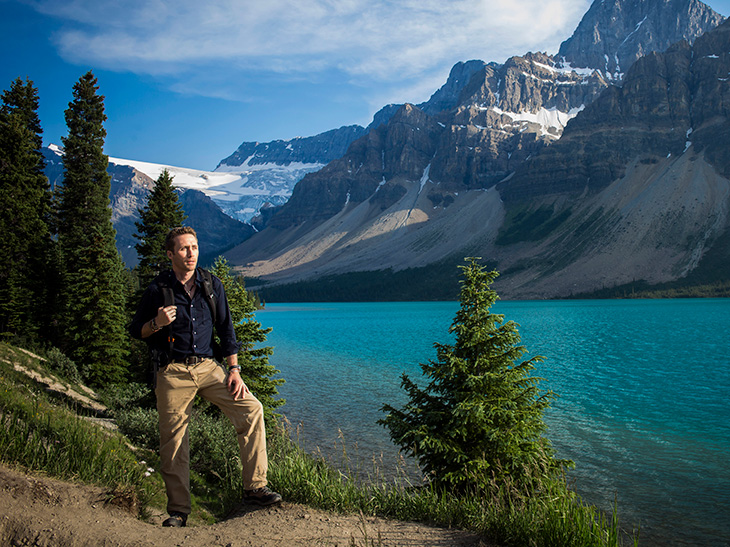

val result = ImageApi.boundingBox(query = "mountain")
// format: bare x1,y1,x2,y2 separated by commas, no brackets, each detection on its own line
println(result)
213,110,417,225
178,190,255,266
43,146,255,266
494,17,730,297
223,0,728,300
558,0,724,75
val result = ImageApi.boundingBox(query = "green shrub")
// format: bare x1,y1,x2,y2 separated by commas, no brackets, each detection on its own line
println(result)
114,406,159,449
45,346,82,383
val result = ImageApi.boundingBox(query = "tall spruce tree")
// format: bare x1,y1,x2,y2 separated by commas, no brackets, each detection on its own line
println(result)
0,77,54,337
133,169,186,291
56,71,128,385
380,258,564,494
210,256,284,422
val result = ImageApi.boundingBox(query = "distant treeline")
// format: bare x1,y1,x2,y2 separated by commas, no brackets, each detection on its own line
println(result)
252,253,730,302
573,280,730,299
251,256,496,302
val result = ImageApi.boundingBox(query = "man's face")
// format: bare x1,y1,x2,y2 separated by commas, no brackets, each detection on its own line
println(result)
167,233,199,274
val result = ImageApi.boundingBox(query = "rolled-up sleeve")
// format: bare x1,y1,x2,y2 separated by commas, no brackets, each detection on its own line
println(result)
129,285,159,340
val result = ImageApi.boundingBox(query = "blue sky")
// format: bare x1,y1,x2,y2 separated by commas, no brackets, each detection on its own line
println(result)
2,0,729,171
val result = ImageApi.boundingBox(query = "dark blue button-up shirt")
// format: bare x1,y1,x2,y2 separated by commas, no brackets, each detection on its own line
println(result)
129,269,241,360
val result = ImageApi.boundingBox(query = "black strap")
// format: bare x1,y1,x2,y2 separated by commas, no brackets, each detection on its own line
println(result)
199,268,217,320
154,268,218,357
159,279,175,355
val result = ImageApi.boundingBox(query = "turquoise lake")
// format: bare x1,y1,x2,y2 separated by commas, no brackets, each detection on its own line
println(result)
255,299,730,546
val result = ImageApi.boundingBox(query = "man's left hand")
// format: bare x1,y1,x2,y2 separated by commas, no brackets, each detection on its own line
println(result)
227,369,249,400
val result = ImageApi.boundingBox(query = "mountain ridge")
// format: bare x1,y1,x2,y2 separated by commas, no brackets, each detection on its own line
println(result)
222,0,729,300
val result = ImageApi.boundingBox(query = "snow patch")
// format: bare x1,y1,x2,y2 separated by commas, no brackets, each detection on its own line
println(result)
48,143,64,156
535,61,595,79
491,105,585,136
419,164,431,194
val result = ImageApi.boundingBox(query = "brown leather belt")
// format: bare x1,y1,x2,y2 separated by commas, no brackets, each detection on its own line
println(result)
181,355,206,365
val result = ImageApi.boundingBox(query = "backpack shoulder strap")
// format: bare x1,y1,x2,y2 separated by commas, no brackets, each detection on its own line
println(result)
152,270,176,354
198,268,218,321
154,272,175,307
161,286,174,307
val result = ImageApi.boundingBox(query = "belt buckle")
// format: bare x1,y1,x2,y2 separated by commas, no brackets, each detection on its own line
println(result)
185,356,201,365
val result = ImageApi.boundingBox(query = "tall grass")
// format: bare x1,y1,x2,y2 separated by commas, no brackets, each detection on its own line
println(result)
266,420,639,547
0,344,161,511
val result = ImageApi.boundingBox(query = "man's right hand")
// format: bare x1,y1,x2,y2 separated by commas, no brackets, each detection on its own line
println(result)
157,305,177,327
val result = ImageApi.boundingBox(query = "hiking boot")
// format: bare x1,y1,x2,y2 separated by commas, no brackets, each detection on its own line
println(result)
243,486,282,506
162,511,187,527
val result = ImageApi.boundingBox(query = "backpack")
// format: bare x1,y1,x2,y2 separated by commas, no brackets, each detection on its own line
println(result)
154,267,222,362
158,267,217,321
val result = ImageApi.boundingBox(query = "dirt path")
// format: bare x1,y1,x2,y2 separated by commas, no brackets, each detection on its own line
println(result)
0,464,491,547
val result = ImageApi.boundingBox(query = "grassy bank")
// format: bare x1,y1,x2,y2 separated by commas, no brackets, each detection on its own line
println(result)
0,342,637,546
0,343,164,515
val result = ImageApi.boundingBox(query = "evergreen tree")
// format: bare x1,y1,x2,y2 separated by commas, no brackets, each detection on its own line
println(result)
56,71,128,384
133,169,186,291
380,258,564,494
0,77,54,337
210,256,284,421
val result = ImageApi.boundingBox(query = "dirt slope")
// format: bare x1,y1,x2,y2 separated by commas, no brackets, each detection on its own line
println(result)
0,464,489,547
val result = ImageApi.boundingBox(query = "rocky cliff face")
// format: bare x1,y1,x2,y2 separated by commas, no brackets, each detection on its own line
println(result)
251,0,721,234
558,0,724,76
502,16,730,203
215,116,412,224
418,60,490,115
108,164,155,265
218,125,368,168
225,0,729,298
491,18,730,296
267,51,608,229
178,189,256,265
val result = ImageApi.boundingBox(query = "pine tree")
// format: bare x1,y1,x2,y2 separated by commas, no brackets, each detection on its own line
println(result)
56,71,128,384
133,169,186,291
210,256,284,421
0,77,54,337
380,258,564,494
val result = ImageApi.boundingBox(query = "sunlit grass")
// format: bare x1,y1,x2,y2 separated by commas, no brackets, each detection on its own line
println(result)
266,420,639,547
1,342,638,545
0,343,162,514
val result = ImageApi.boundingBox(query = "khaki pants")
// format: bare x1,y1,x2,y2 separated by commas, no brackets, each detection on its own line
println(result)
156,358,268,515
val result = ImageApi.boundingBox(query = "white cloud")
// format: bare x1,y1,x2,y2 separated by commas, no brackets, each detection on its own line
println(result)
36,0,589,72
30,0,590,98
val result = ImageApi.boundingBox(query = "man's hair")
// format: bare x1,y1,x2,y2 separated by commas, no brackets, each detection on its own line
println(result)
165,226,198,253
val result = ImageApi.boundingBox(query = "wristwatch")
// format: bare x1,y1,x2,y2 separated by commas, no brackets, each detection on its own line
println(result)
228,364,241,372
150,318,161,332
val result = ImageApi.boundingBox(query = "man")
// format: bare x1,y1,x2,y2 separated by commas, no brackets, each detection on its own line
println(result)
130,226,281,528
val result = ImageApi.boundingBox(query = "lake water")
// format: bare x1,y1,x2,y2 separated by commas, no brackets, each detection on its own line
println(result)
255,299,730,546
